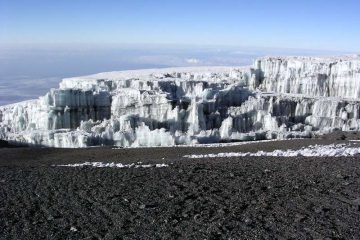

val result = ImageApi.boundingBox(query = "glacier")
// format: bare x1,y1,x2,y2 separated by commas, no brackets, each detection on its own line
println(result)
1,55,360,148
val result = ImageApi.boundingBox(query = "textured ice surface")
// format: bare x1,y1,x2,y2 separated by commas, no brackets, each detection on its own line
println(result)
184,144,360,158
1,56,360,147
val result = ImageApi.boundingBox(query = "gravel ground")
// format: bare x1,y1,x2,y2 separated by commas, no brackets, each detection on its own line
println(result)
1,137,360,239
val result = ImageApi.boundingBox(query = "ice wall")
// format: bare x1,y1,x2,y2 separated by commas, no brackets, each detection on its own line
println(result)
256,56,360,98
1,57,360,148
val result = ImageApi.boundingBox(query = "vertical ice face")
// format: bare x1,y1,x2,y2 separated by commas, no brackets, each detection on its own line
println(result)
255,56,360,98
1,57,360,148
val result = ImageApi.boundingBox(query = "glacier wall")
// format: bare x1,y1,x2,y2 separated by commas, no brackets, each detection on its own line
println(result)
256,56,360,98
1,56,360,148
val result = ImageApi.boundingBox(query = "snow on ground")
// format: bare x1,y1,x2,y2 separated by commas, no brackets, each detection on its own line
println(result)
184,144,360,158
55,162,169,168
111,139,285,149
177,139,284,148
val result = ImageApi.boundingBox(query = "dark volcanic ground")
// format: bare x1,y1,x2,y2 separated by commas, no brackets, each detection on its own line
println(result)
1,137,360,239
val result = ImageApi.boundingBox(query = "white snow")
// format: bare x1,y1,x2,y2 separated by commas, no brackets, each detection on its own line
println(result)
2,56,360,148
184,144,360,158
56,162,169,168
111,139,285,149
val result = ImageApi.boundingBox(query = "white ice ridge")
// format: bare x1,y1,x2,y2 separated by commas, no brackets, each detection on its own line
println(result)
184,144,360,158
2,56,360,148
56,162,169,168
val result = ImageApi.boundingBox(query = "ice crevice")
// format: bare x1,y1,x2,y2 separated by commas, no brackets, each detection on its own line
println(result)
1,56,360,148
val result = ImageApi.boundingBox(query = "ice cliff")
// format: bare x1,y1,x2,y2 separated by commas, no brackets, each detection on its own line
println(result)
1,56,360,148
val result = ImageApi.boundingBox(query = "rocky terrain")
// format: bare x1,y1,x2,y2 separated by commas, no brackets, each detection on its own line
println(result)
1,56,360,239
1,136,360,239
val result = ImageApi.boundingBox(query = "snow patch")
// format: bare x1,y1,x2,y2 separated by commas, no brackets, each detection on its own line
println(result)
112,139,285,149
56,162,169,168
184,144,360,158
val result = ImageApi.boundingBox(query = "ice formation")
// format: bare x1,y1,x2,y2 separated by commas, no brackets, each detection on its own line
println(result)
184,143,360,158
1,56,360,148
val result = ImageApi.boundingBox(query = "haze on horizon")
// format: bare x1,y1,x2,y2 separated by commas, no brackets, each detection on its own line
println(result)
0,0,359,105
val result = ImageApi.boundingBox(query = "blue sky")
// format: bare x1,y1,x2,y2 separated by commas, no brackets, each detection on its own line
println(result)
0,0,360,105
1,0,360,51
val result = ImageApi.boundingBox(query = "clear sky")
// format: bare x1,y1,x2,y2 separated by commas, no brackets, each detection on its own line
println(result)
1,0,359,51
